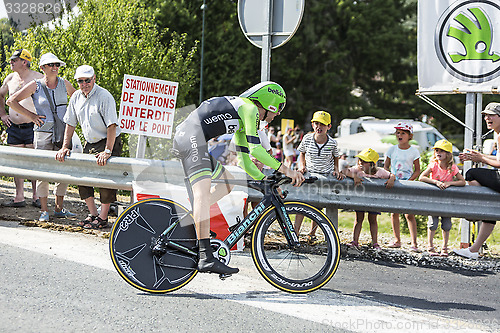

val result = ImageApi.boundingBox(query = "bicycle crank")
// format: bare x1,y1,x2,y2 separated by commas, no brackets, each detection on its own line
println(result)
210,239,231,265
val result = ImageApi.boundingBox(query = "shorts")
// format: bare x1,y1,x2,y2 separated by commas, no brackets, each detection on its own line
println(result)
34,131,68,197
6,123,34,145
78,136,123,204
173,123,225,185
427,216,452,231
355,211,381,215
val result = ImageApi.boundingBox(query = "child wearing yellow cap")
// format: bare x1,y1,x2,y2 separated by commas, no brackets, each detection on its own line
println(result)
419,139,465,256
344,148,395,249
294,110,344,244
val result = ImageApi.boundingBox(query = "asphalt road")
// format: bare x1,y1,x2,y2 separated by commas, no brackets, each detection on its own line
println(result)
0,221,498,332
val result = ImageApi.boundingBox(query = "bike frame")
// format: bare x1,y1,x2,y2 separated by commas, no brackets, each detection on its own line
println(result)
157,177,301,256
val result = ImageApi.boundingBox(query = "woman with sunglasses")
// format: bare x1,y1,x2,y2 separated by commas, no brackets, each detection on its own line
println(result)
7,52,77,222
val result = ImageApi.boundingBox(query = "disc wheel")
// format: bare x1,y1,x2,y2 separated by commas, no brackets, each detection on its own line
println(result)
109,198,198,293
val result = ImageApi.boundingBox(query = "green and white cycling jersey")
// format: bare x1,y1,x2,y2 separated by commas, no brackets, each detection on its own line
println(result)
173,96,281,182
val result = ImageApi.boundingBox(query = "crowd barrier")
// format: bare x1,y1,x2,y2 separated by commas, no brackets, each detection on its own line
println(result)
1,145,499,228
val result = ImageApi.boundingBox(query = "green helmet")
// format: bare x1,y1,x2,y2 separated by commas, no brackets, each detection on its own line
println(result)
239,81,286,113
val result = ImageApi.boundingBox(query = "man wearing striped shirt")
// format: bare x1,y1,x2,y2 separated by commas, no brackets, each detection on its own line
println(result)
295,110,344,243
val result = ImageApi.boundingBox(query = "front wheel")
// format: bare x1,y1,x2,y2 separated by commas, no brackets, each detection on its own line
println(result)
251,202,340,293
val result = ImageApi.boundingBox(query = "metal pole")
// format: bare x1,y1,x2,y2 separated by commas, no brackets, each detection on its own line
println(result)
199,0,207,104
460,92,476,248
475,93,483,150
261,0,272,82
463,93,475,171
136,135,147,158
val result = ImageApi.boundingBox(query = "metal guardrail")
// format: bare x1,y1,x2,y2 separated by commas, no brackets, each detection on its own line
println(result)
1,145,499,221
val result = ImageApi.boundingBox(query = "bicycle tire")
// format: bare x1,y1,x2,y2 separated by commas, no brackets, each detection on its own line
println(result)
251,202,340,293
109,198,198,293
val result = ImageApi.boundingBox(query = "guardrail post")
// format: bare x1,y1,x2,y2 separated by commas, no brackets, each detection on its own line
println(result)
460,218,470,249
325,205,338,231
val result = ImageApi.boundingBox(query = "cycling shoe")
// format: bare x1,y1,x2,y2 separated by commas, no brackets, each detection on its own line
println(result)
198,257,239,275
197,238,239,275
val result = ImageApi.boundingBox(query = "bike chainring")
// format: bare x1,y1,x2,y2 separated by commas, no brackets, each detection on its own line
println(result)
210,239,231,265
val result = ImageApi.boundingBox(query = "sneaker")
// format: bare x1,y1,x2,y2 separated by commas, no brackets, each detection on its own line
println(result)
39,211,50,222
53,208,77,218
453,247,479,260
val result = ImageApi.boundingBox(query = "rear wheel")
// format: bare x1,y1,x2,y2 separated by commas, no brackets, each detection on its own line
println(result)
251,202,340,293
109,198,198,293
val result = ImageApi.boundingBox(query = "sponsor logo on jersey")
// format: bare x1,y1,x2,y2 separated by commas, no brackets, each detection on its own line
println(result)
204,113,234,125
190,136,199,162
224,119,240,134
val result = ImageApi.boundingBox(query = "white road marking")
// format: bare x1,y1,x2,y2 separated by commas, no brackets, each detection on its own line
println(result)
0,222,491,333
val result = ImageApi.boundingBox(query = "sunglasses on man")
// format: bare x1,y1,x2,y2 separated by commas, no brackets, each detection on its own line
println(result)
77,78,93,84
45,63,61,67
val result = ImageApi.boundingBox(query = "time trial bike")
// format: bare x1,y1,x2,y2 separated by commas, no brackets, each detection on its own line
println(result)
109,173,340,294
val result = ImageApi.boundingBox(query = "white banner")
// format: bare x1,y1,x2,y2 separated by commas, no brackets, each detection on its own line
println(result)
118,74,178,138
418,0,500,93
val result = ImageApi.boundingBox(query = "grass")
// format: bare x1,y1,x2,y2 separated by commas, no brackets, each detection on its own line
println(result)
337,210,500,255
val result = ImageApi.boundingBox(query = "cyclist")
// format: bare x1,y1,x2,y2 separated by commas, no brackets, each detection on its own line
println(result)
154,81,304,275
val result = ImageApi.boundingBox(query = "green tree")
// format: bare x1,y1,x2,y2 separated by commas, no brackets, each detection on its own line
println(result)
1,0,198,157
144,0,260,105
145,0,421,129
272,0,419,128
0,18,15,72
143,0,469,140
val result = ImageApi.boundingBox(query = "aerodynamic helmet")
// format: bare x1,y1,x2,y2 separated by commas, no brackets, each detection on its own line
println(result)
239,81,286,113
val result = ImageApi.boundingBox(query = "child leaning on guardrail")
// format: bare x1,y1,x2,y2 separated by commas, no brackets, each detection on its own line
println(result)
419,140,465,257
344,148,395,250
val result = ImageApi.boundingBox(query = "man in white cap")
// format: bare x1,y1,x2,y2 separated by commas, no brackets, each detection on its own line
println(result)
55,65,122,230
0,49,42,208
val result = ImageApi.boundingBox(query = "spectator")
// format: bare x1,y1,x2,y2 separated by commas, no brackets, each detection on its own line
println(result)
7,52,77,221
282,127,296,167
456,102,500,259
267,126,281,153
384,122,421,252
344,148,395,249
274,141,283,162
55,65,122,229
338,152,349,172
294,111,344,243
294,124,304,142
0,49,42,208
419,140,465,256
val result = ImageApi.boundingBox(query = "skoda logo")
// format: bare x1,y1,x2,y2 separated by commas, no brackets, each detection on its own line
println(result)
435,0,500,83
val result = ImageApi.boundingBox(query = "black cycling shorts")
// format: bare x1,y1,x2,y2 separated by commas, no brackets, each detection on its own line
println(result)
173,123,225,185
